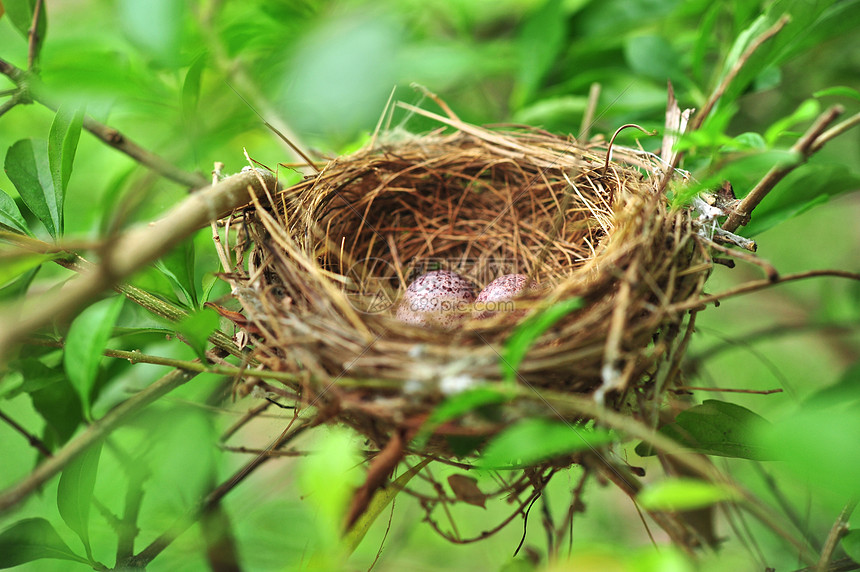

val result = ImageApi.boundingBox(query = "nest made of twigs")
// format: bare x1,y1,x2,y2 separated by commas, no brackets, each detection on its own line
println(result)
220,109,712,452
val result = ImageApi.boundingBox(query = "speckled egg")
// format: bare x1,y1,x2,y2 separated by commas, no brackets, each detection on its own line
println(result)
396,270,477,330
474,274,540,319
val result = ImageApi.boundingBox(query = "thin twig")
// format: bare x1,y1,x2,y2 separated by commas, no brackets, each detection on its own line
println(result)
673,386,783,395
0,368,198,514
27,0,44,70
817,502,858,572
659,15,790,191
812,111,860,153
667,269,860,314
0,56,207,188
0,94,21,119
690,15,790,132
722,105,844,232
0,408,53,457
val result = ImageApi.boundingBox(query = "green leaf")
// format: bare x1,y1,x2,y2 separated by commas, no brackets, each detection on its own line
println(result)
0,266,38,303
175,306,219,360
842,529,860,564
181,54,206,122
413,386,513,450
0,250,54,289
636,400,773,460
814,86,860,101
48,105,85,217
638,478,738,511
744,163,860,236
29,375,84,450
157,240,197,308
478,418,614,469
512,0,566,109
57,444,101,559
5,139,60,238
764,99,820,144
0,189,32,235
63,296,125,419
503,297,584,383
0,518,88,569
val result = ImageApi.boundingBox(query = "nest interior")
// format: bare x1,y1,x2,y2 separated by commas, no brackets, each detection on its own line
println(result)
225,111,712,447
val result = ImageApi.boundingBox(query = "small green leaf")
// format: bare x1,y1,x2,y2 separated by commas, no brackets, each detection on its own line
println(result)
57,444,101,559
638,478,738,511
428,386,512,427
0,266,38,303
0,189,32,235
48,105,85,219
478,418,614,469
181,54,206,122
63,296,125,418
764,99,820,144
175,306,219,360
157,240,197,308
0,518,88,568
5,139,60,238
413,386,513,450
503,297,584,383
841,529,860,563
814,86,860,101
744,163,860,236
29,375,84,450
0,250,53,289
636,400,772,460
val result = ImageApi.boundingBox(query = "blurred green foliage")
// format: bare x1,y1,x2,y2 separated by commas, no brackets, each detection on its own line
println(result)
0,0,859,571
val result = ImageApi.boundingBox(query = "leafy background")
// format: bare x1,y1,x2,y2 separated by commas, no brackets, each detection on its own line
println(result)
0,0,859,570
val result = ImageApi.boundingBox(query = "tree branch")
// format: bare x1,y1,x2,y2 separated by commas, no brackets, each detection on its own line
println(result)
722,105,845,232
0,56,207,188
0,169,277,363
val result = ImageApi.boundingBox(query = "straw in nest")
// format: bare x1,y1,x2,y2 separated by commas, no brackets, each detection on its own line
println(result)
214,104,713,451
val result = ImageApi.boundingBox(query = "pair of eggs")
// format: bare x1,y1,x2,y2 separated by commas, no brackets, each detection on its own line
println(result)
395,270,539,330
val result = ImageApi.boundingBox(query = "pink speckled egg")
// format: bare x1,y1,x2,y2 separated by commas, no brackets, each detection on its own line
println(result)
396,270,477,330
474,274,539,319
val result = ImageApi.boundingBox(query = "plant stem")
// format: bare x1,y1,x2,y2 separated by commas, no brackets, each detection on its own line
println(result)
0,170,277,363
722,105,844,233
0,56,207,189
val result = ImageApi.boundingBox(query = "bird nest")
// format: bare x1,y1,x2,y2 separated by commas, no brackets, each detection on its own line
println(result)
217,108,712,456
